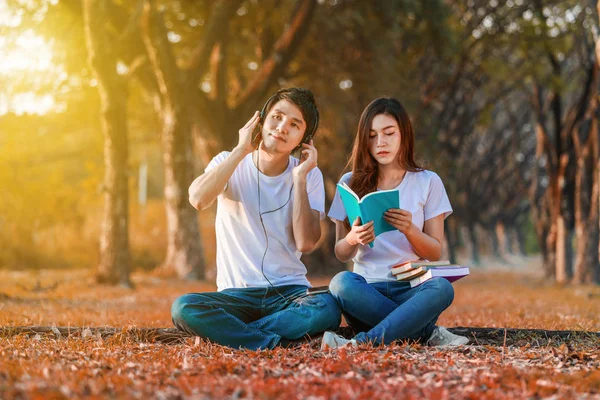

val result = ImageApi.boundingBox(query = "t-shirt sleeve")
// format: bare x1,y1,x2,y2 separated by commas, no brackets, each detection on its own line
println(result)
307,168,326,220
204,151,231,194
424,172,453,221
205,151,231,172
327,173,352,222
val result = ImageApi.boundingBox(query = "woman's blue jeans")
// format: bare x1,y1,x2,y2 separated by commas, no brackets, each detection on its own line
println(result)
171,285,341,350
329,271,454,345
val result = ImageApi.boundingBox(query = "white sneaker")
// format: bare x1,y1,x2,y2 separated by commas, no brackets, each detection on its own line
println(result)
427,326,469,346
320,331,357,350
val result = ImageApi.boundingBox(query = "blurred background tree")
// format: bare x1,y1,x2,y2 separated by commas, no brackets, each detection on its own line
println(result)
1,0,598,285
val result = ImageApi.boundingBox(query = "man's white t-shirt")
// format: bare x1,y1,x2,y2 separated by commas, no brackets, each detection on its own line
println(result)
206,151,325,291
328,170,452,283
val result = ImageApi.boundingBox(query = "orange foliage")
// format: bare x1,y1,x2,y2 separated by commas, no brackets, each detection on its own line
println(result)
0,268,599,398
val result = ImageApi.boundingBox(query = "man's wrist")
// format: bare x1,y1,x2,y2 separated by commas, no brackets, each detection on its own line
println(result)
293,173,307,185
232,145,251,158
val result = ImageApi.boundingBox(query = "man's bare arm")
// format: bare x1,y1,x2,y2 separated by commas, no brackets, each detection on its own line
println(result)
189,111,260,210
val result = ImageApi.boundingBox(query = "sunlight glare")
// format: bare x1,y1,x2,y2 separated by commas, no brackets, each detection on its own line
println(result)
0,26,66,115
0,29,53,74
0,0,22,27
0,92,59,115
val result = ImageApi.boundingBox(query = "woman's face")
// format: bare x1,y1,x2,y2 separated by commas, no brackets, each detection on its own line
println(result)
368,113,401,165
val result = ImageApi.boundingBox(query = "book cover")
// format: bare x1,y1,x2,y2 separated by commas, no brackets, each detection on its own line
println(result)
336,182,399,248
391,260,451,275
409,266,470,288
394,267,428,281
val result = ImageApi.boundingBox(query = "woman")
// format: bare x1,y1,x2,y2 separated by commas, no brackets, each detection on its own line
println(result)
322,97,468,349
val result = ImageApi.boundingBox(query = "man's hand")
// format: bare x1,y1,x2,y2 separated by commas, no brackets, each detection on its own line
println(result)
384,208,414,235
235,111,261,155
292,140,318,180
345,217,375,246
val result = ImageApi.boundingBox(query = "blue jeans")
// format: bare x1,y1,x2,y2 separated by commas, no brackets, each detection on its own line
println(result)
329,271,454,345
171,285,341,350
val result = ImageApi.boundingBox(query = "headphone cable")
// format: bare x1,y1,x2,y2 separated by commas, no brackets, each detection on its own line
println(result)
256,148,294,302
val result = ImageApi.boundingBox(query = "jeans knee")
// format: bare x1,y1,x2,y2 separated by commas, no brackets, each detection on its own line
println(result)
171,294,196,325
305,294,342,332
430,277,454,306
329,271,363,299
322,295,342,329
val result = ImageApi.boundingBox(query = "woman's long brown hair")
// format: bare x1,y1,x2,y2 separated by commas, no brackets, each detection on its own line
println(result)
343,97,423,230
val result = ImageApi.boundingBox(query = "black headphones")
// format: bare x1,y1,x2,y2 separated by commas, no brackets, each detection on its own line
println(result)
259,93,320,151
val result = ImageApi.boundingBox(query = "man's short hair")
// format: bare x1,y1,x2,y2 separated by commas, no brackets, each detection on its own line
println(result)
261,88,319,144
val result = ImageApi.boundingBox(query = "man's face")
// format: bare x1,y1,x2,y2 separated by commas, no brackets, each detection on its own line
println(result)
261,99,307,154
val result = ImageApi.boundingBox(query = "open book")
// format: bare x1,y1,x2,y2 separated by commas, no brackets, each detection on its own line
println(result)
337,182,399,247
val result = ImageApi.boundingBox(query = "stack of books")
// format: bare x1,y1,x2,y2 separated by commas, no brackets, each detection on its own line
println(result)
391,260,470,288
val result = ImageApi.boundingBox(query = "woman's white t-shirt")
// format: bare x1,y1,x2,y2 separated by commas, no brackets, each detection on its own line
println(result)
328,170,452,283
206,151,325,291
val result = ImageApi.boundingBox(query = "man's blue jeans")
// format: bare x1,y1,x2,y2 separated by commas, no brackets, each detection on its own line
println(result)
329,271,454,345
171,285,342,350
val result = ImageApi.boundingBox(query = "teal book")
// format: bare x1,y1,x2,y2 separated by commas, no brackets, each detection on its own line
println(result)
336,182,400,247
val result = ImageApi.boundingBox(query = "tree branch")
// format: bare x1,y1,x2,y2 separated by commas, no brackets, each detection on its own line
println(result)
182,0,243,84
562,61,597,140
210,29,229,108
233,0,317,110
140,0,183,106
99,0,159,95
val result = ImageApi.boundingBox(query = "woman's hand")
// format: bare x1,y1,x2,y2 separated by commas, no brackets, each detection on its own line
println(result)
384,208,414,235
345,217,375,246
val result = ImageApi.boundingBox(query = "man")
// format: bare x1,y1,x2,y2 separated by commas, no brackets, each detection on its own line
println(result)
172,88,341,350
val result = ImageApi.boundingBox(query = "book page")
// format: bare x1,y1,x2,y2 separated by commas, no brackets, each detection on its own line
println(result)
339,182,359,202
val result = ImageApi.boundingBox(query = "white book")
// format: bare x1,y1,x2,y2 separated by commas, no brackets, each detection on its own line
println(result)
409,266,470,288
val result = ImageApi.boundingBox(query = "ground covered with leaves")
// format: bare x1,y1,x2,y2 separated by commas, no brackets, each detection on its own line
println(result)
1,259,600,399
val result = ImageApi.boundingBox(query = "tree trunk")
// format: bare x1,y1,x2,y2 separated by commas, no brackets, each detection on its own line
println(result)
158,105,206,279
444,221,457,263
83,0,132,287
502,223,513,257
554,214,568,283
515,222,527,256
467,222,480,266
573,159,599,283
549,154,569,283
545,217,558,280
530,119,553,277
141,1,206,279
573,107,600,284
591,1,600,268
490,224,501,260
531,204,550,275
